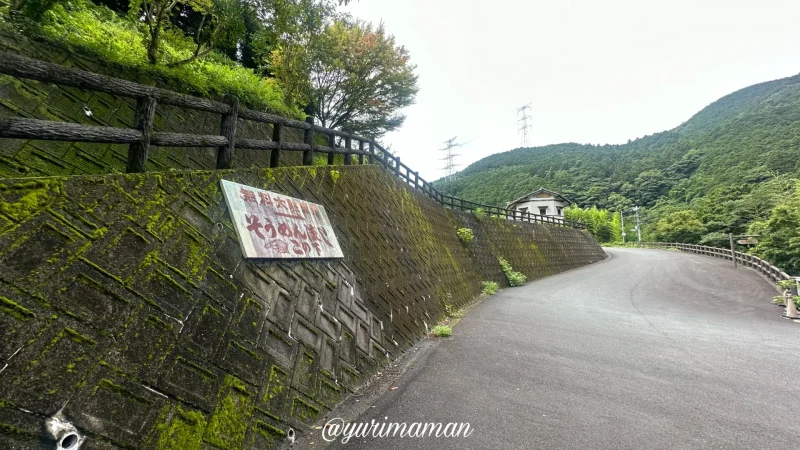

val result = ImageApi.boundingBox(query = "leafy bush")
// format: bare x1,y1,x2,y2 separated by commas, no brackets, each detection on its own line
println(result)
431,325,452,337
474,208,486,219
21,0,300,116
498,257,526,287
653,210,707,243
698,231,730,247
481,280,499,295
565,205,618,243
456,227,473,245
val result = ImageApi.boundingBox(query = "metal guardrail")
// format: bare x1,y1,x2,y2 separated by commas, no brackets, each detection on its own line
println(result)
638,242,791,283
0,51,587,230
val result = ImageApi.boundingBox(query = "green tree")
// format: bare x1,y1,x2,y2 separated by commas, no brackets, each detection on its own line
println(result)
565,205,615,243
653,210,707,243
271,18,419,138
607,193,632,212
749,188,800,273
128,0,212,64
609,211,622,243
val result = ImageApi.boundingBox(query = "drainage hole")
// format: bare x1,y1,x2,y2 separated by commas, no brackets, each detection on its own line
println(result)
61,433,78,449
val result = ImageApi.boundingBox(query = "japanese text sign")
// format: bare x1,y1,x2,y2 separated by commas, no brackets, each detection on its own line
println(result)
220,180,344,259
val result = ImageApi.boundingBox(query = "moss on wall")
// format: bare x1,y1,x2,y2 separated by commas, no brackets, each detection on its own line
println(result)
0,164,604,449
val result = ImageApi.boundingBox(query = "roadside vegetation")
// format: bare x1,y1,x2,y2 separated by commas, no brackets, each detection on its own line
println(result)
456,227,473,245
498,257,526,286
3,0,418,138
481,280,498,295
431,325,452,337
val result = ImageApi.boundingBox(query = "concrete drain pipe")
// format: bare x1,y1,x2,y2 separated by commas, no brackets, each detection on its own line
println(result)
45,416,84,450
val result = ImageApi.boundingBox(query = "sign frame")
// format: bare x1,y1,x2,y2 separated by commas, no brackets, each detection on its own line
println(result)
220,179,344,259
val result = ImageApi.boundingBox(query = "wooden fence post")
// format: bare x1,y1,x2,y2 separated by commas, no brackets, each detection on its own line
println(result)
368,142,374,165
126,95,156,173
327,134,336,165
344,136,352,165
359,140,365,164
216,94,239,169
270,122,282,168
303,116,314,165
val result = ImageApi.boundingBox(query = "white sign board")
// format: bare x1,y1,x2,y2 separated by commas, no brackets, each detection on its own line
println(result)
220,179,344,259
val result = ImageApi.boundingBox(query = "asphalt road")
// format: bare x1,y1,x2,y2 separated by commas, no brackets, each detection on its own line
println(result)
324,248,800,450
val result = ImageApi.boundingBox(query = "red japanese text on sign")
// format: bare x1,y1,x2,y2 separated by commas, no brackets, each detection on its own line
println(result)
221,180,343,259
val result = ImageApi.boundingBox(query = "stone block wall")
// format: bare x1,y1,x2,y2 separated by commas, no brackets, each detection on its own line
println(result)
0,164,604,449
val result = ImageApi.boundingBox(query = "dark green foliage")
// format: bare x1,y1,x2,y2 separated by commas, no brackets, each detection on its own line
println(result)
5,0,299,115
4,0,410,126
652,210,707,243
749,198,800,274
436,71,800,271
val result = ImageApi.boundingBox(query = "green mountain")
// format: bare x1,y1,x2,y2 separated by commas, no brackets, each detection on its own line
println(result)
435,71,800,249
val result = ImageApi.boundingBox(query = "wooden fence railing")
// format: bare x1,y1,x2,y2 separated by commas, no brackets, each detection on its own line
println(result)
638,242,791,283
0,51,587,230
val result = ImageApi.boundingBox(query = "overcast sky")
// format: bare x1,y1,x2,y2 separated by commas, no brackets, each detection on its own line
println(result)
344,0,800,181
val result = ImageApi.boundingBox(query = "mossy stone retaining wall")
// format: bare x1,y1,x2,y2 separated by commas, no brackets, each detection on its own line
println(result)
0,164,604,449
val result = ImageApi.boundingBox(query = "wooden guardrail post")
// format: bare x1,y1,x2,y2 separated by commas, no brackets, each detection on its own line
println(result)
303,116,314,165
344,136,352,165
358,140,365,164
216,94,239,169
327,134,336,165
126,95,157,173
270,122,282,168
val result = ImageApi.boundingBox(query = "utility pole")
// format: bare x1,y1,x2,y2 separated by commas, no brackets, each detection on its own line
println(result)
517,104,532,147
633,206,642,243
439,136,464,181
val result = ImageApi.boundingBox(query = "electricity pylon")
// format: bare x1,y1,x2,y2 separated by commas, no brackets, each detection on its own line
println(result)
517,103,532,147
440,136,465,181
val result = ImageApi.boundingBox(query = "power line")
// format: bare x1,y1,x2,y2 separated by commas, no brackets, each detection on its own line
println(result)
517,103,532,147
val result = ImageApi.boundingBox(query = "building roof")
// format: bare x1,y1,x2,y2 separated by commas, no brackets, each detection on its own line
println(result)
506,188,573,208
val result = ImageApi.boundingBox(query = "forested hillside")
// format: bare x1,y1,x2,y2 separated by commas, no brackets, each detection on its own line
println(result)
435,72,800,272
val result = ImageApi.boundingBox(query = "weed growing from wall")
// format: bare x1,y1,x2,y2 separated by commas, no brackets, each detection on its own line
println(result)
481,281,499,295
431,325,452,337
498,257,526,286
457,227,473,245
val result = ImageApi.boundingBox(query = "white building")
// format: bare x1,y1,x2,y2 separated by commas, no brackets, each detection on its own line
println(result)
506,188,572,218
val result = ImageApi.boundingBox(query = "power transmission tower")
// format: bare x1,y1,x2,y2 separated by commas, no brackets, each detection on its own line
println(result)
517,103,532,147
440,136,465,181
